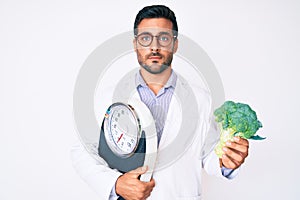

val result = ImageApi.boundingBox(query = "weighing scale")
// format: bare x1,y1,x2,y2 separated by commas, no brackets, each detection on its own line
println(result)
98,99,157,182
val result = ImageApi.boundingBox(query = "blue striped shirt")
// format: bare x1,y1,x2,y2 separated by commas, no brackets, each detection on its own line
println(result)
135,70,177,144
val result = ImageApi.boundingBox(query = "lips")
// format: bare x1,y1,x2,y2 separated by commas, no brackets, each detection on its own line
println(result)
149,56,162,59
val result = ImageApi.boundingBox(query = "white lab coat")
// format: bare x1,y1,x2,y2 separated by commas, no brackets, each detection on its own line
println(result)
71,72,235,200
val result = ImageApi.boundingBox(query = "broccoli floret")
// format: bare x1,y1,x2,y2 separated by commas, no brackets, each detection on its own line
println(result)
214,101,265,158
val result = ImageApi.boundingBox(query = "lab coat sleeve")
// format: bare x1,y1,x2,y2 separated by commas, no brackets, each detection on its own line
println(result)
109,183,119,199
201,118,240,179
70,141,122,199
202,148,224,178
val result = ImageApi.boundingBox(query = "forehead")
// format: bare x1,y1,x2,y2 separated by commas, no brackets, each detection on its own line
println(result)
136,18,173,35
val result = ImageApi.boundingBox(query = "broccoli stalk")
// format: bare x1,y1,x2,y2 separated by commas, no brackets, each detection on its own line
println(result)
214,101,265,158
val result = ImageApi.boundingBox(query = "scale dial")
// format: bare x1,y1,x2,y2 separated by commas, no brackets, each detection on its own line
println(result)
104,103,141,158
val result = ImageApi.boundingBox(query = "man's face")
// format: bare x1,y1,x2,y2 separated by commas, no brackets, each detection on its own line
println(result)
134,18,178,74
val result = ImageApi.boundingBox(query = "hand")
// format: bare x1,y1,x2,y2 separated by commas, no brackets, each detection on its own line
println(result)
221,136,249,169
115,166,155,200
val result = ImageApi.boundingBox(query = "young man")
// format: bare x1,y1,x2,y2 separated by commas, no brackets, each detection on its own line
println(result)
71,5,249,200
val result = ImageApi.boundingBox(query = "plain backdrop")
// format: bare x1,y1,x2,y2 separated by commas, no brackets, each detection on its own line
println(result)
1,0,299,199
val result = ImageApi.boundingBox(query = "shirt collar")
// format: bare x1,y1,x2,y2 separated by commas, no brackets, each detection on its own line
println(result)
135,69,177,89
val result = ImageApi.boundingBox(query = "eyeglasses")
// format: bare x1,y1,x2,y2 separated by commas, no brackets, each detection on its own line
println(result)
135,32,177,47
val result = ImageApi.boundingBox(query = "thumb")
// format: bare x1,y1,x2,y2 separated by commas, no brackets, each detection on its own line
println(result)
128,166,148,178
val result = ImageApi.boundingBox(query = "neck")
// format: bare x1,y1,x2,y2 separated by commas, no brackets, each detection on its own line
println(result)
140,67,172,95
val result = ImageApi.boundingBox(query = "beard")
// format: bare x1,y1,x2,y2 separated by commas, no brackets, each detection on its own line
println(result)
137,51,173,74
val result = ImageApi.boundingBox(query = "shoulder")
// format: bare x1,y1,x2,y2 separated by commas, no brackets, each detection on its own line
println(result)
176,75,212,103
176,75,212,116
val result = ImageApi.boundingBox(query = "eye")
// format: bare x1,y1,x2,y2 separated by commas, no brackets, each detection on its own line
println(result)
160,36,169,41
159,34,171,42
140,35,151,41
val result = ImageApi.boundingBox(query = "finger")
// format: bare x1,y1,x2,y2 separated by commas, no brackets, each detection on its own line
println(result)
233,137,249,146
144,188,153,199
146,178,155,188
222,154,238,169
143,182,155,199
141,178,155,196
226,140,248,154
128,166,148,178
223,146,245,163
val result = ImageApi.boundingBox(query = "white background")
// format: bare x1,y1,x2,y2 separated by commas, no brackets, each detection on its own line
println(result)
1,0,299,199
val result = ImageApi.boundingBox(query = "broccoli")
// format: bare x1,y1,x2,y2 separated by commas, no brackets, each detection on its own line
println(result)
214,101,265,158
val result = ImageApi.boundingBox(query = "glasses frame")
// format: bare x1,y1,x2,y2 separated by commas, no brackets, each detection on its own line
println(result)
135,32,177,47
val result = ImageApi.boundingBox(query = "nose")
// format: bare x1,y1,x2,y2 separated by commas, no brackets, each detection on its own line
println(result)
150,36,159,52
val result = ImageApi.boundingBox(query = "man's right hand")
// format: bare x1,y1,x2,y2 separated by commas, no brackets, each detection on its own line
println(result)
115,166,155,200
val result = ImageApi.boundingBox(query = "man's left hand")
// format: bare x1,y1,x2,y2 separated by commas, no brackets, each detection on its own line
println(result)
221,136,249,169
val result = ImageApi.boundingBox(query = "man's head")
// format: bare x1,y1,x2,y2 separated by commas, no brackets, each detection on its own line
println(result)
134,5,178,37
133,5,178,75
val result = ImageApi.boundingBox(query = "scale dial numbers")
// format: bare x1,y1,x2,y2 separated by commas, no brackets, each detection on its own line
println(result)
104,103,141,158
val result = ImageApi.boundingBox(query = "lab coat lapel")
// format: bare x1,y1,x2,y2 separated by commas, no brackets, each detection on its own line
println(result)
158,77,188,150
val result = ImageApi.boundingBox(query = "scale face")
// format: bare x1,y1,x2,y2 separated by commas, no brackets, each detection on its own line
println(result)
104,103,141,158
99,100,157,181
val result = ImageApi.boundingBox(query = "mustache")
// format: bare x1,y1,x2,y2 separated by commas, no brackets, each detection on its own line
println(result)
147,52,163,58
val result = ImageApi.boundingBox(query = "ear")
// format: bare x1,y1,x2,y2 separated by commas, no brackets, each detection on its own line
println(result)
133,38,137,52
173,38,178,53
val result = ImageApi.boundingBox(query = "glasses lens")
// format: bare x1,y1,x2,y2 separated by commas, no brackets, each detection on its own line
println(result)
157,33,172,47
137,33,152,47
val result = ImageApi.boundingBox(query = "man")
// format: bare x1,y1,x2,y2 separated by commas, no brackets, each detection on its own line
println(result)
71,5,249,200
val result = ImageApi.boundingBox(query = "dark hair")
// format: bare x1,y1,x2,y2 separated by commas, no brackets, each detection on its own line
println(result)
134,5,178,37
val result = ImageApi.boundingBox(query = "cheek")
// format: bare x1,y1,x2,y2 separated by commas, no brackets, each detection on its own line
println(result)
161,47,173,55
137,49,149,60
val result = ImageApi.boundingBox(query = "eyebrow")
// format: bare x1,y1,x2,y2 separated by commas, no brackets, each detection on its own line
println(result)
138,31,172,36
138,31,151,35
158,31,172,35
